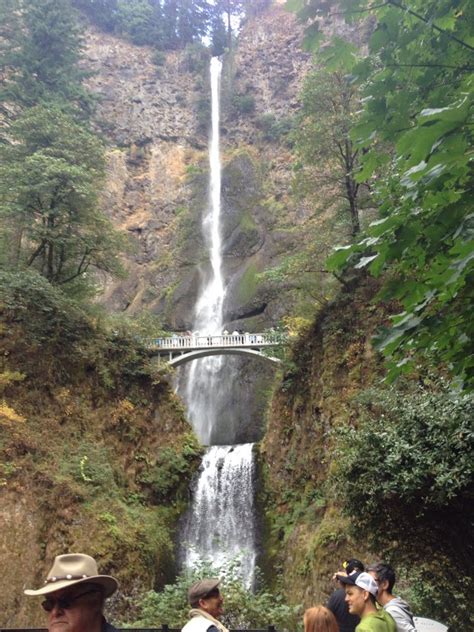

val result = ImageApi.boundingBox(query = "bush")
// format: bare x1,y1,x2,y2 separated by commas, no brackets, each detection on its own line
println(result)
138,434,201,502
330,381,474,627
256,113,294,143
232,94,256,115
182,42,210,74
131,562,301,630
152,50,166,67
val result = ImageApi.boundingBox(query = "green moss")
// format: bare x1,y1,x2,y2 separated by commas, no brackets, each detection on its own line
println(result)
239,210,257,232
237,262,258,304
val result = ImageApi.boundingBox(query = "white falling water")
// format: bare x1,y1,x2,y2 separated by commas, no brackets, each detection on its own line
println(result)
181,444,257,588
179,58,257,588
184,56,225,445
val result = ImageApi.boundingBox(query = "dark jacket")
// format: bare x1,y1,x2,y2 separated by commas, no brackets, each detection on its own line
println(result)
102,618,119,632
327,587,360,632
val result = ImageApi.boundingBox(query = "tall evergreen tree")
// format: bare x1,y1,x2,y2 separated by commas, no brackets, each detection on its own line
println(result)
72,0,119,32
176,0,209,46
0,105,124,287
0,0,127,293
1,0,87,108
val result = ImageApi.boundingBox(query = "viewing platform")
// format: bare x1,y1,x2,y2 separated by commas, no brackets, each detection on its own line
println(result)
145,332,285,366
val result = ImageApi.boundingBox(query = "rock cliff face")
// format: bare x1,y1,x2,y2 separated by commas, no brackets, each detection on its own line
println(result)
84,3,311,332
260,276,393,605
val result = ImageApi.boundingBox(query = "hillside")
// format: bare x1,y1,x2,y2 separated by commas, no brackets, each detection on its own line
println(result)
0,272,201,626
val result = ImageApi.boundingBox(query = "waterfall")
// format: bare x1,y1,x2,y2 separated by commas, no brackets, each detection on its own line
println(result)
181,444,257,587
184,56,225,446
178,58,258,587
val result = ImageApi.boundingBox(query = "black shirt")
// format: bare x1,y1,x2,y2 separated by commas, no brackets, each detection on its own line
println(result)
327,587,360,632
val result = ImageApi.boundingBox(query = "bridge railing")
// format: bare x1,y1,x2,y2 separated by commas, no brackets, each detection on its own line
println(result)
145,333,285,350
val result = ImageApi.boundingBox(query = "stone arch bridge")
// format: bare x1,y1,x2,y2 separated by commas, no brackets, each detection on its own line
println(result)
145,333,284,367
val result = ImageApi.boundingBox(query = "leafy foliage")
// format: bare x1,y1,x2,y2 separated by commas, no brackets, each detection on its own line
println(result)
294,47,366,236
330,381,474,627
0,0,88,109
73,0,248,53
138,435,202,502
290,0,474,390
0,105,126,292
0,0,128,296
132,561,301,630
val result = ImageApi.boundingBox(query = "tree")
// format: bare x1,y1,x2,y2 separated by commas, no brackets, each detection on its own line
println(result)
0,104,126,291
72,0,119,32
212,0,244,50
115,0,164,47
294,39,364,236
291,0,474,390
176,0,210,47
1,0,88,109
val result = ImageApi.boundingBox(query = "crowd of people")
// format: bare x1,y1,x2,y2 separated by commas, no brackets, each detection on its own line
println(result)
25,553,417,632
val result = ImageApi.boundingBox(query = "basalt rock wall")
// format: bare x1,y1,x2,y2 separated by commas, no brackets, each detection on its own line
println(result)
86,3,311,332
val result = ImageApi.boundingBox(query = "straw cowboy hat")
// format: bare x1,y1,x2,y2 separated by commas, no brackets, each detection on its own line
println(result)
24,553,118,597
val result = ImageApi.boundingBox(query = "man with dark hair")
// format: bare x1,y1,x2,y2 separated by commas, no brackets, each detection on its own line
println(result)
24,553,119,632
182,578,228,632
327,558,365,632
367,563,416,632
337,571,396,632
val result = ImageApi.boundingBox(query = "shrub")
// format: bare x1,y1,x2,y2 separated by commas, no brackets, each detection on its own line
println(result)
232,94,256,115
152,50,166,67
182,42,210,74
256,113,294,143
131,562,301,630
330,381,474,627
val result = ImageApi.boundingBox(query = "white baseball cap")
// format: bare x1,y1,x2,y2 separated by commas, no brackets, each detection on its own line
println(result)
336,571,378,596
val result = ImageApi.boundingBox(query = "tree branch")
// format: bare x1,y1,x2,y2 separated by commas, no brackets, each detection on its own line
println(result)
26,239,46,266
386,0,474,52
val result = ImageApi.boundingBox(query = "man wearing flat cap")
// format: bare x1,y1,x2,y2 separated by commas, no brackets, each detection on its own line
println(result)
24,552,119,632
182,578,228,632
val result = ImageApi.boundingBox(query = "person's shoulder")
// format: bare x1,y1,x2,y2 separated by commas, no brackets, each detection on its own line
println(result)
384,598,415,630
379,608,397,631
356,610,396,632
327,587,345,606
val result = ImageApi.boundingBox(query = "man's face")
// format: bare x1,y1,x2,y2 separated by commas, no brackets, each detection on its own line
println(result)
344,585,367,617
42,584,103,632
199,589,224,619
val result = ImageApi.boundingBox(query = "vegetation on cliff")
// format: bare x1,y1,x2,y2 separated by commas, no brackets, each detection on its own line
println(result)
259,2,473,627
0,269,201,626
73,0,272,54
262,275,473,628
292,0,473,390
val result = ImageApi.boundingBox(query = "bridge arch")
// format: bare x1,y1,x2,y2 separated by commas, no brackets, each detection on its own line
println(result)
168,348,281,367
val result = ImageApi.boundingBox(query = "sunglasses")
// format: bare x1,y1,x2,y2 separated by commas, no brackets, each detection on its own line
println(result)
41,589,100,612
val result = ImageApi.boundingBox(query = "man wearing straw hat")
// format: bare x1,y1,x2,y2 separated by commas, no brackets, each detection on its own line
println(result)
24,552,119,632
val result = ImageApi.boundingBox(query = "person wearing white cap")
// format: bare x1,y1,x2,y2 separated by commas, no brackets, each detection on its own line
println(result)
24,553,119,632
367,563,416,632
336,571,396,632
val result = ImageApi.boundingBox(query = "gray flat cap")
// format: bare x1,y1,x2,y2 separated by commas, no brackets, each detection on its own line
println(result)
188,578,220,603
